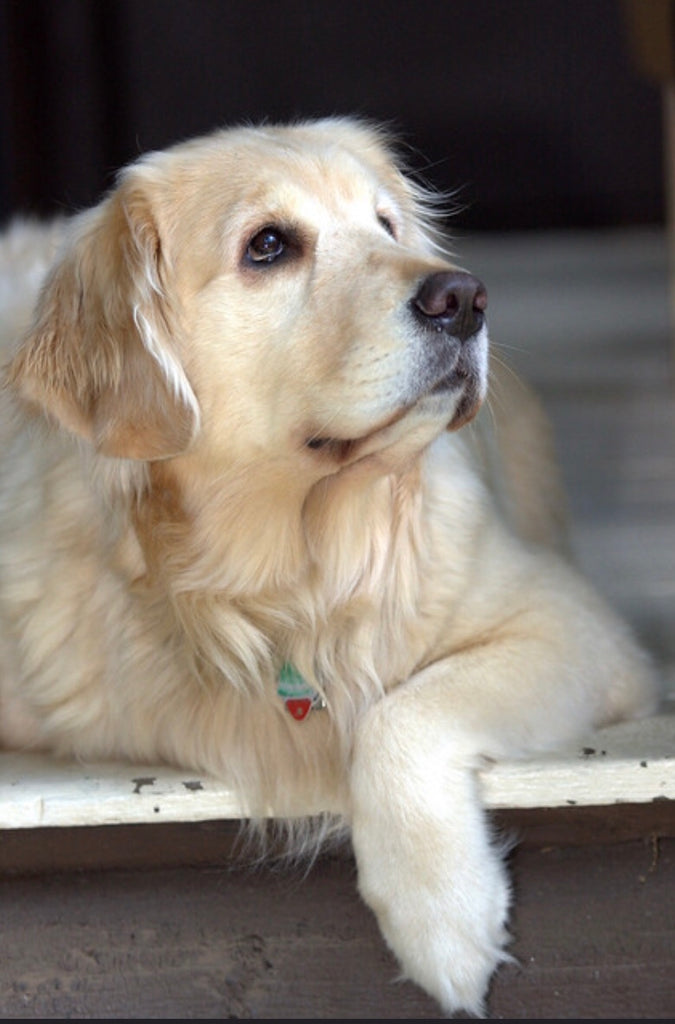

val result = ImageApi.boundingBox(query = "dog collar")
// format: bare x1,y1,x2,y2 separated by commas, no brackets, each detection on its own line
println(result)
277,662,326,721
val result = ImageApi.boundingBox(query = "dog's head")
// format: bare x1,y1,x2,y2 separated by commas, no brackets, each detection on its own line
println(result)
7,119,488,481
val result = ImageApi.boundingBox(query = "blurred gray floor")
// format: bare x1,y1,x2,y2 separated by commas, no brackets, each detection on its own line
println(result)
462,227,675,689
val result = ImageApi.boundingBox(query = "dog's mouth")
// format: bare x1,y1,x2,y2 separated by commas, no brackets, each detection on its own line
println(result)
304,405,411,463
304,365,484,464
432,363,485,432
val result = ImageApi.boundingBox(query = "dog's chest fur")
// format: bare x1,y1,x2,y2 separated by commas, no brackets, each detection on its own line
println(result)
0,408,486,814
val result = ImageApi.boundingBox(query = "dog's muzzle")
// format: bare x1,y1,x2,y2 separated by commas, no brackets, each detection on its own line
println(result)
408,269,488,429
304,270,489,460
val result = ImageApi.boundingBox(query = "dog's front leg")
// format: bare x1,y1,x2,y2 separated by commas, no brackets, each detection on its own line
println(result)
348,621,656,1017
349,670,511,1018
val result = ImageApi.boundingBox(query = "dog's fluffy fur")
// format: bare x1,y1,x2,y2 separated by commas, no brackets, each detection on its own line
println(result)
0,119,658,1015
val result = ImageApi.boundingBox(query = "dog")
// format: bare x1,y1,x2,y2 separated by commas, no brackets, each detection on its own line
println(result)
0,119,659,1015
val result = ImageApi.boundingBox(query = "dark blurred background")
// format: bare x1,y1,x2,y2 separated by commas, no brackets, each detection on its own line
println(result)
0,0,667,232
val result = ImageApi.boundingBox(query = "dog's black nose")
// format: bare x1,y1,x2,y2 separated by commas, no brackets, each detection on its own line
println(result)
412,271,487,342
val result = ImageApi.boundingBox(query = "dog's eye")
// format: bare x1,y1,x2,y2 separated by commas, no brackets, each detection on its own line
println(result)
247,227,287,264
377,213,396,239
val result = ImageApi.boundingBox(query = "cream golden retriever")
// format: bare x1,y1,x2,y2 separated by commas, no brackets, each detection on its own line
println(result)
0,119,658,1015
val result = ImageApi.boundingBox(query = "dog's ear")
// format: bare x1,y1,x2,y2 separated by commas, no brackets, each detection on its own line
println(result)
6,176,200,460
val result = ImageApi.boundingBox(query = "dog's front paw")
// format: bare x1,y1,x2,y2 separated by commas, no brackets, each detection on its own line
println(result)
355,825,511,1017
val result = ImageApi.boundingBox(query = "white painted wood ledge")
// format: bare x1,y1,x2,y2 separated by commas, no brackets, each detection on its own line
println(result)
1,698,673,830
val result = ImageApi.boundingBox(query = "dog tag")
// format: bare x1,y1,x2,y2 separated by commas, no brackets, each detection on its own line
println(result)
277,662,325,720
